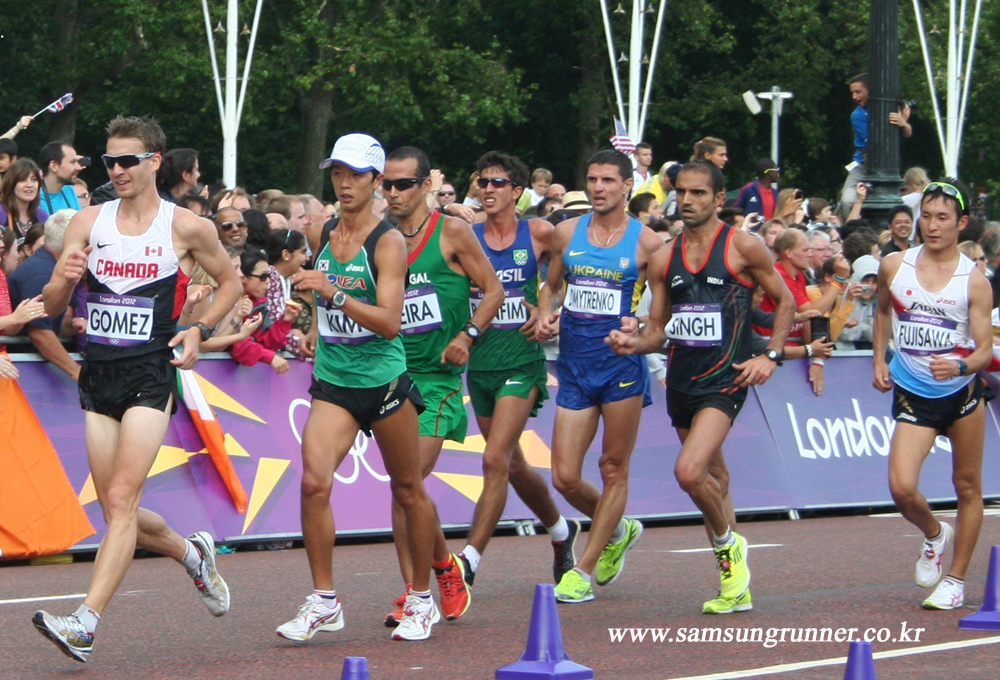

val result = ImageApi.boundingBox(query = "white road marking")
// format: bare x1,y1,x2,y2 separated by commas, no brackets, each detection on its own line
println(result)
636,544,784,554
0,590,149,606
660,635,1000,680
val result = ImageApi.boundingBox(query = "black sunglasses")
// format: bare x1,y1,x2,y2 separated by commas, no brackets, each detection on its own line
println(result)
439,190,456,196
244,271,270,282
382,176,428,192
220,220,247,231
477,177,518,189
101,152,157,170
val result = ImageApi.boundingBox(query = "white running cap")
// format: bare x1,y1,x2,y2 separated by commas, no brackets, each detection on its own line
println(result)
319,133,385,173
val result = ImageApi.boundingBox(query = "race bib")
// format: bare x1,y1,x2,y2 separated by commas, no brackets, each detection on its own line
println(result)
86,293,154,346
470,289,528,329
897,311,957,356
318,302,377,344
401,285,443,335
665,302,723,346
563,277,622,319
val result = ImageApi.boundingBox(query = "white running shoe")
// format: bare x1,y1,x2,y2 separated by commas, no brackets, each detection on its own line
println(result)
915,521,953,588
392,594,439,641
187,531,231,616
922,576,964,610
276,594,345,641
32,611,94,663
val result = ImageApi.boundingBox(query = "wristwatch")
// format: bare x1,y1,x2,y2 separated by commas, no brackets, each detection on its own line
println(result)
330,290,348,309
957,359,968,376
763,348,783,366
462,322,482,343
192,321,214,341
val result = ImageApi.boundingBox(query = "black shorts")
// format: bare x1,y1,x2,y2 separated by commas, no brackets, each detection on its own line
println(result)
79,349,178,422
308,372,426,435
892,378,984,432
666,386,747,430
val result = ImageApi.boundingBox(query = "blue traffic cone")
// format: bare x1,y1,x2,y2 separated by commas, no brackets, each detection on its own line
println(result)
960,545,1000,631
340,656,370,680
842,640,877,680
495,584,593,680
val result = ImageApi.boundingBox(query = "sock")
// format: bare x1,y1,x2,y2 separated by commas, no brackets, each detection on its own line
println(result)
547,516,570,543
313,589,338,604
180,539,202,571
609,518,627,543
944,575,964,585
712,527,733,549
573,567,592,582
409,588,432,599
927,525,944,543
461,546,481,573
433,555,453,570
74,603,100,634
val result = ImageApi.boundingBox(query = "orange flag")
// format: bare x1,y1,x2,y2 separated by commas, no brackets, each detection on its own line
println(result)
0,369,95,559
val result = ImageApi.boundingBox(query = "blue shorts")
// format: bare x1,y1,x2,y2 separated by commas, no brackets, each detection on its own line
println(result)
556,352,652,410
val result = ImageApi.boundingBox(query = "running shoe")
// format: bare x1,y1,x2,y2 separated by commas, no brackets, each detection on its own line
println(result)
554,569,595,603
384,584,411,628
392,594,439,641
276,594,345,640
458,552,476,586
595,518,643,586
32,611,94,663
187,531,230,616
714,532,750,601
435,553,472,620
922,577,964,610
916,521,953,588
552,518,581,584
702,588,753,614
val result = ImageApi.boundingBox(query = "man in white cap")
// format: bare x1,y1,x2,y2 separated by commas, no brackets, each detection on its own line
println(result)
277,132,442,641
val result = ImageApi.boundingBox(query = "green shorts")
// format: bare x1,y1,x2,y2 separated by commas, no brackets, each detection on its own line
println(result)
410,372,468,442
467,359,549,419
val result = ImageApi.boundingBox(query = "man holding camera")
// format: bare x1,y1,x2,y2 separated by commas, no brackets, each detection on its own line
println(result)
734,159,779,221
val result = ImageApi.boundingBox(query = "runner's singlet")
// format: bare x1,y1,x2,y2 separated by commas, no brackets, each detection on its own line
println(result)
470,219,544,370
401,211,471,376
313,219,406,388
560,214,644,357
889,245,975,398
664,222,754,396
85,199,188,361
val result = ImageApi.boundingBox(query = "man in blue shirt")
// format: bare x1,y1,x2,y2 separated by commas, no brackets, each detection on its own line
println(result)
839,73,912,218
38,142,88,214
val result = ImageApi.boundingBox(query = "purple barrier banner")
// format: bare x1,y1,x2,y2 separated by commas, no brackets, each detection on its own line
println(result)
12,353,1000,549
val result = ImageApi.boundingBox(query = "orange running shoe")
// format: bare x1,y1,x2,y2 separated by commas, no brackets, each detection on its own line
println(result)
384,584,412,628
435,554,472,620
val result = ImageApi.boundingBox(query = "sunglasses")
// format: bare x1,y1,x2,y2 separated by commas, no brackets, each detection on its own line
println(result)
764,167,781,174
220,220,247,231
244,272,270,282
477,177,518,189
101,152,157,169
381,176,428,192
923,182,966,211
439,191,456,196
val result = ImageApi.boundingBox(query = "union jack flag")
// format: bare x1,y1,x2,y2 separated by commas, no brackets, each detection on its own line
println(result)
609,117,636,155
46,93,74,113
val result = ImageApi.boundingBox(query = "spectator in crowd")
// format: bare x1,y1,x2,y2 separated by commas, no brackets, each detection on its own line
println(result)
266,211,289,231
718,206,744,230
835,254,879,350
841,217,872,240
180,191,211,216
1,115,33,141
900,166,930,213
265,228,310,358
806,229,833,285
265,194,307,232
74,178,91,208
156,148,200,203
805,198,835,226
525,167,552,207
958,240,988,277
0,159,48,239
690,136,728,169
981,224,1000,280
178,245,241,331
322,201,337,220
1,228,17,274
1,226,47,356
301,194,326,231
254,189,284,211
627,192,663,225
635,160,679,213
561,191,592,214
17,223,45,266
959,216,985,244
463,170,481,207
243,208,272,251
215,206,249,252
8,209,79,379
211,186,253,212
229,248,299,373
735,159,779,220
263,194,291,220
760,218,787,257
0,138,21,178
535,195,562,217
810,224,843,257
806,256,853,343
372,190,388,220
436,181,457,209
842,227,880,264
38,142,88,213
545,183,567,202
633,142,653,186
775,188,805,225
880,205,915,256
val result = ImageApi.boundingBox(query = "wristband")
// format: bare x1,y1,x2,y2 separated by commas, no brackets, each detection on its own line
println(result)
833,276,848,285
831,281,844,291
805,343,814,358
811,358,826,366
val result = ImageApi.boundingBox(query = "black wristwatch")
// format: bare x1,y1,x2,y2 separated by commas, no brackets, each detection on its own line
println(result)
763,348,783,366
957,359,968,376
462,322,482,344
192,321,214,341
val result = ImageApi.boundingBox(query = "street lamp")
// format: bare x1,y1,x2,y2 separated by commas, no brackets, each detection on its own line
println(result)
743,87,794,164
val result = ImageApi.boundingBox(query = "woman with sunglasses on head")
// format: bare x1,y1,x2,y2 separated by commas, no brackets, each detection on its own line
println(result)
0,159,48,239
774,187,805,225
265,228,311,359
228,247,300,373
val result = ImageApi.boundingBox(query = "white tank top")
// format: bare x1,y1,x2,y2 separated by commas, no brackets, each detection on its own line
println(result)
889,245,975,397
88,199,179,293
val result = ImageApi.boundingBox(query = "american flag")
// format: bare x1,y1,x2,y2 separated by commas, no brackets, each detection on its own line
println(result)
609,117,636,155
46,93,74,113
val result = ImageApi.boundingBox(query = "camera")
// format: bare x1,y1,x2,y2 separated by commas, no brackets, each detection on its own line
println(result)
860,284,871,294
898,99,917,110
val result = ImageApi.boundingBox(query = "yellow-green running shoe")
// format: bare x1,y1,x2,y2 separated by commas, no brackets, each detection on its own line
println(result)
554,569,594,603
595,518,643,586
702,588,753,614
714,532,750,600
